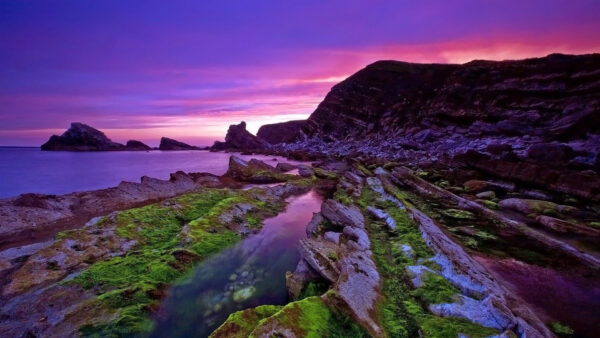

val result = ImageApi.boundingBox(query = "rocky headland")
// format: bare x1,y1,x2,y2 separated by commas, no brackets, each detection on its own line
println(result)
41,123,205,151
3,53,600,337
41,123,152,151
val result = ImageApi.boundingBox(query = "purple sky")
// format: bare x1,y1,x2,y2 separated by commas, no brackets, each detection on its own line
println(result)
1,0,599,146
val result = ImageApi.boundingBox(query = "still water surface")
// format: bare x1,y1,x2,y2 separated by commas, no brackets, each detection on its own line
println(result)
0,147,301,198
151,190,323,337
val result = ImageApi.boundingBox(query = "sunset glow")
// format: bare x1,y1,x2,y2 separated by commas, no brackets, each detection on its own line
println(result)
1,0,599,146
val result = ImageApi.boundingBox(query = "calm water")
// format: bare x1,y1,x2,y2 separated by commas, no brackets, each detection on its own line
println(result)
0,147,302,198
151,190,323,337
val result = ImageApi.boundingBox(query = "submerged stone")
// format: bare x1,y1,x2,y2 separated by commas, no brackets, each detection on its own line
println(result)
232,286,256,303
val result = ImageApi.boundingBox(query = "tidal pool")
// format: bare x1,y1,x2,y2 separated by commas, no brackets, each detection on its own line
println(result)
151,190,323,337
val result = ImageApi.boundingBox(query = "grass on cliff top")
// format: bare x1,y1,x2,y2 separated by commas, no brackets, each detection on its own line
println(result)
72,187,285,337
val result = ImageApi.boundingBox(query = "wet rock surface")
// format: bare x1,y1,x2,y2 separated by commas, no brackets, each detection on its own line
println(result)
224,155,295,183
0,171,231,250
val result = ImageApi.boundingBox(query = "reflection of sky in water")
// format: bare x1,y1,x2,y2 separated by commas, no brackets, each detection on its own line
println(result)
0,148,306,198
151,190,323,338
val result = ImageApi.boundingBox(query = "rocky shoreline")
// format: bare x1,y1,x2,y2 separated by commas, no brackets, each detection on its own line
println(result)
2,53,600,337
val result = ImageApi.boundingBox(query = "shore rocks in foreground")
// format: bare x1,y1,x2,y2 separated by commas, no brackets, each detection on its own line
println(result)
225,155,294,183
0,171,229,250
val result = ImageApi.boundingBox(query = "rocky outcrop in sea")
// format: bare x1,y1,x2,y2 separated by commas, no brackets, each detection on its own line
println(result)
211,121,269,152
41,122,153,151
158,137,201,150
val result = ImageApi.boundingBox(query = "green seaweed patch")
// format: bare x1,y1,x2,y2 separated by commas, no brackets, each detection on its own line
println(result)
356,163,373,177
411,273,458,304
249,296,367,338
333,188,354,205
368,207,499,338
589,222,600,230
210,305,283,338
441,209,475,220
67,187,288,337
479,200,499,210
297,280,330,300
313,167,339,180
549,321,575,336
79,304,155,337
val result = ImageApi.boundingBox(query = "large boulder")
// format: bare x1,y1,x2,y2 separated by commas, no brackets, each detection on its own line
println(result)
158,137,200,150
458,150,600,201
527,143,575,163
225,156,289,183
321,199,365,229
211,121,268,151
498,198,577,215
536,215,600,236
41,122,125,151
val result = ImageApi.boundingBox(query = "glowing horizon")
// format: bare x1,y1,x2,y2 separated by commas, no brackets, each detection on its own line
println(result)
1,1,599,147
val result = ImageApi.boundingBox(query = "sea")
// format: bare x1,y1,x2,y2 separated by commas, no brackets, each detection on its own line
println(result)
0,147,302,199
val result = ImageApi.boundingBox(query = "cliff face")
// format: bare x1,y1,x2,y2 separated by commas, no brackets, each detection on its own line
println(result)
302,53,600,141
257,120,308,144
260,53,600,200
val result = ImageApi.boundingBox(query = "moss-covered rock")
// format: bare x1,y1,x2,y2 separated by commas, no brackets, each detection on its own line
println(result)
440,209,475,220
210,305,283,338
30,186,294,337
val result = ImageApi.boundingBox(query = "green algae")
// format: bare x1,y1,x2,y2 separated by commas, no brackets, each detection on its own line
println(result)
370,220,499,338
360,182,500,338
250,296,367,338
333,188,353,205
313,167,339,180
253,296,331,337
355,163,373,177
297,280,330,300
550,321,575,336
65,187,289,337
411,273,458,304
209,305,283,338
440,208,475,220
480,199,499,209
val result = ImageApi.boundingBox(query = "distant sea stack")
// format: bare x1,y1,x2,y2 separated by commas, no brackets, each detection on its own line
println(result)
125,140,152,151
41,122,152,151
211,121,268,152
158,137,201,150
